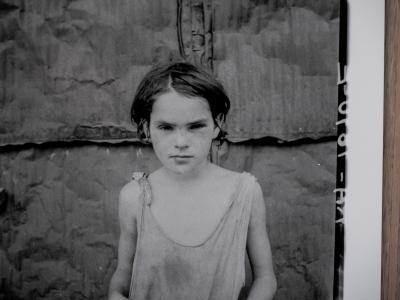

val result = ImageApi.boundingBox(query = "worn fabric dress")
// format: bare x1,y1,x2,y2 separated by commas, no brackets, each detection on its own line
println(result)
128,172,259,300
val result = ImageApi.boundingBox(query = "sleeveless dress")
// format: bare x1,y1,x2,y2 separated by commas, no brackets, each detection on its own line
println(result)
128,172,259,300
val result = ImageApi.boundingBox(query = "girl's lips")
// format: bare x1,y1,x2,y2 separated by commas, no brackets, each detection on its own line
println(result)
170,155,193,164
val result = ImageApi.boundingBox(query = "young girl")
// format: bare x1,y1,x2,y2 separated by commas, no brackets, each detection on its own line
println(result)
108,62,276,300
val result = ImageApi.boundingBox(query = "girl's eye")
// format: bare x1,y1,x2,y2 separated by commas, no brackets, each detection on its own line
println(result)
189,124,206,130
158,125,173,131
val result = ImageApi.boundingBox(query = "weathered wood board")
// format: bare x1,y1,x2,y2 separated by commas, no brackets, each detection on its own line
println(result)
0,0,339,145
0,141,335,299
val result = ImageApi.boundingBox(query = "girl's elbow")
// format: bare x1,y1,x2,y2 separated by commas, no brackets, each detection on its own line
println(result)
108,270,131,300
249,273,277,300
269,274,277,296
259,271,277,298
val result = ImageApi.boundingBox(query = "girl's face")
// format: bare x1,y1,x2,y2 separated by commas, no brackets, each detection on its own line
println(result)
148,91,220,176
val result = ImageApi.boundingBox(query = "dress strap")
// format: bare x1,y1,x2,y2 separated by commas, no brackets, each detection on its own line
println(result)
130,172,150,236
132,172,152,206
132,172,151,206
132,171,147,181
128,172,149,298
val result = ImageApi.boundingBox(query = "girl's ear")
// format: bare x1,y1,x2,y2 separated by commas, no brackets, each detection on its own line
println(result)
140,120,151,143
144,121,151,142
213,126,220,139
213,117,223,139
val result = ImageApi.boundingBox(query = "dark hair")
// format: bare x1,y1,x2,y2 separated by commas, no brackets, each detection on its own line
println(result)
130,62,230,142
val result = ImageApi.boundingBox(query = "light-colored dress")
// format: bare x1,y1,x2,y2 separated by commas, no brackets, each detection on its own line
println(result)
128,172,259,300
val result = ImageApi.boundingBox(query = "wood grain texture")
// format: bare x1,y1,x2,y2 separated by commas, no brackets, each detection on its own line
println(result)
212,0,339,142
0,0,339,146
382,0,400,299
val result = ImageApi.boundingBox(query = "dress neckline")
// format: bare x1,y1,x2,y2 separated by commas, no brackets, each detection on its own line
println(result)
141,172,245,248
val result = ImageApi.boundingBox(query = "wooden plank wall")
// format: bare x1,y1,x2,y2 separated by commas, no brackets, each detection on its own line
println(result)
382,0,400,299
0,0,339,145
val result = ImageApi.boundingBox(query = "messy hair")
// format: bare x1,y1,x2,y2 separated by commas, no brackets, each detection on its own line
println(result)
130,62,230,142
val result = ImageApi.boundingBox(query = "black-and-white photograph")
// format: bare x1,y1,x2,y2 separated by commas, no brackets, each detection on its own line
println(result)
0,1,341,299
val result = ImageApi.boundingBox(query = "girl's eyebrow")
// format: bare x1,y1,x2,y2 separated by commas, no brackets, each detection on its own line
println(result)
187,118,209,125
153,120,174,125
153,119,209,125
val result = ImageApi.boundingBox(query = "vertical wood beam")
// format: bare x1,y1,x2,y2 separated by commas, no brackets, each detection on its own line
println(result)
177,0,214,70
382,0,400,299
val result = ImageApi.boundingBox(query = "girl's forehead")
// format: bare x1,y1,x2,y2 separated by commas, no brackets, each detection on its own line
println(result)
151,91,212,120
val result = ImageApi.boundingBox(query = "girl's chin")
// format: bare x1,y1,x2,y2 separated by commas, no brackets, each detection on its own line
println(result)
159,158,211,177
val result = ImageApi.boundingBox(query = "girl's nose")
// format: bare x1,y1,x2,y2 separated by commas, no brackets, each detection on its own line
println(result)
174,130,189,149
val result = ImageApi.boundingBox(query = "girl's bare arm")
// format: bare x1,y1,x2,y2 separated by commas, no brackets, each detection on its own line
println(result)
246,182,277,300
108,182,141,300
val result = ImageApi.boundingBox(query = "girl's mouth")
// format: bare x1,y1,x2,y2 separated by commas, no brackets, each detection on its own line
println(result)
170,155,193,163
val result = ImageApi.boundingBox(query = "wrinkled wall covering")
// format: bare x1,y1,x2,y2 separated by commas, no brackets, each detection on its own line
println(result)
0,0,338,145
0,0,339,299
0,141,336,299
213,1,339,141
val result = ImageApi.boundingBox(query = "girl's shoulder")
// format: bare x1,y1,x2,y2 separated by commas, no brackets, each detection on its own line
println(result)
211,166,260,197
120,172,146,194
118,172,147,215
224,170,262,199
215,166,258,185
